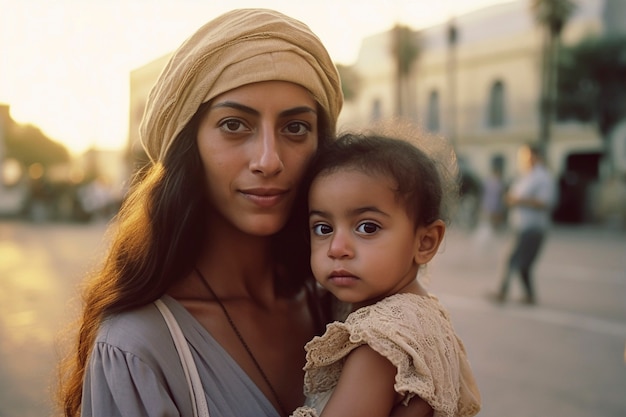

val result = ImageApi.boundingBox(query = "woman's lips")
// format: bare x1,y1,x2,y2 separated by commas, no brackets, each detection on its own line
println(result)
240,188,288,208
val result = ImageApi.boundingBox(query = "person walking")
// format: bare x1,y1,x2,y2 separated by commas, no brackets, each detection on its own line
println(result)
491,143,556,305
481,161,506,231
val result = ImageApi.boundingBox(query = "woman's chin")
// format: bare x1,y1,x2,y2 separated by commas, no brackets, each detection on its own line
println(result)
244,216,290,237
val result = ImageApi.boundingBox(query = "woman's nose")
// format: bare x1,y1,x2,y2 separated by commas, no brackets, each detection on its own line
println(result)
249,127,284,177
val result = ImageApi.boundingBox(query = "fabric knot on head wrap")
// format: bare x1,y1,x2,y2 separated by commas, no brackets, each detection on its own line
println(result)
140,8,344,163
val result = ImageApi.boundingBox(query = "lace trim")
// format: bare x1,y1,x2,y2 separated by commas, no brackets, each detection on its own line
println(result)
302,293,481,417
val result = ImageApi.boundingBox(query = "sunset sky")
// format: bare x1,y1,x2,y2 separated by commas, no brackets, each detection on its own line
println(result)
0,0,512,155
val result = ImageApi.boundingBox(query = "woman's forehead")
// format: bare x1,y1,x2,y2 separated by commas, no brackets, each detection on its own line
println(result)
210,81,317,109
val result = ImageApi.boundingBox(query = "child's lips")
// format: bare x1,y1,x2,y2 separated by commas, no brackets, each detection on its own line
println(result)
329,269,356,278
328,269,359,285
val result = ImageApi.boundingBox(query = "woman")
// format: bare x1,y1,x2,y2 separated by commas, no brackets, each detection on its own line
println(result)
58,9,430,417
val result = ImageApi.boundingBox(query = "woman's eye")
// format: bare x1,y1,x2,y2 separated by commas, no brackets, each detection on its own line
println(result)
312,223,333,236
356,222,380,234
219,119,247,133
283,121,310,136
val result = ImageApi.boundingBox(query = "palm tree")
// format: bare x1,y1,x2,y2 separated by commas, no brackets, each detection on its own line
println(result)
531,0,576,153
447,19,459,148
392,24,420,119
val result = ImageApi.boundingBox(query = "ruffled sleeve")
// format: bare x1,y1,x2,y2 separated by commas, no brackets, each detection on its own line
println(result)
290,406,319,417
82,342,180,417
302,294,481,417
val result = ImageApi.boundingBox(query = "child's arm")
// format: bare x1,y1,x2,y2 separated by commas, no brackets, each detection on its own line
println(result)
390,397,434,417
318,345,406,417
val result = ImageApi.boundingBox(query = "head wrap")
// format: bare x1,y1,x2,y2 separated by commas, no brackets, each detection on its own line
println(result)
140,8,344,163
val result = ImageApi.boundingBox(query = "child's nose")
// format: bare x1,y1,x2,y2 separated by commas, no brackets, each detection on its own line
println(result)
327,230,354,259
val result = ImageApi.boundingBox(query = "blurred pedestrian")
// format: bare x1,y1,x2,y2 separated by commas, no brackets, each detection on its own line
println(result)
481,162,506,230
291,130,481,417
490,143,556,305
472,161,506,254
456,159,482,230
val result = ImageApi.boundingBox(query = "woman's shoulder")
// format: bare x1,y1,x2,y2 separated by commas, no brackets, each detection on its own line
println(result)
95,298,175,360
84,298,196,417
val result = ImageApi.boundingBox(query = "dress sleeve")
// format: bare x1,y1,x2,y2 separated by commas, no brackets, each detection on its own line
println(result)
303,295,481,417
81,342,181,417
290,406,319,417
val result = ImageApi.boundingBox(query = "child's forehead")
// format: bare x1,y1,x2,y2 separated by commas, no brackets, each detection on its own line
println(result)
311,167,400,201
309,167,416,223
317,165,390,183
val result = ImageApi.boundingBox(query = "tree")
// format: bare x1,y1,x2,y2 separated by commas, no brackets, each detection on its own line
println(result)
5,124,70,168
530,0,576,153
336,64,360,102
557,33,626,145
391,24,420,118
446,19,459,147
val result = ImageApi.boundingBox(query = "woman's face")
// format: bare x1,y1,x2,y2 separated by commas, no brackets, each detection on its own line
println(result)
197,80,319,236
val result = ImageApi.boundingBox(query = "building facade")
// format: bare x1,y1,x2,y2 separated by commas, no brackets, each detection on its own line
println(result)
339,0,625,223
128,0,626,224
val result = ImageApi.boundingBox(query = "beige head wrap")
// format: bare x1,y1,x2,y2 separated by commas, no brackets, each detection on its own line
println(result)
140,8,344,163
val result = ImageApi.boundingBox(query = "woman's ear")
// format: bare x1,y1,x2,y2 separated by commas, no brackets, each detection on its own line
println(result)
414,219,446,265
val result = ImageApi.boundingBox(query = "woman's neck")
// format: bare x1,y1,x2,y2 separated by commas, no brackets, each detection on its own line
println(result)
195,219,279,304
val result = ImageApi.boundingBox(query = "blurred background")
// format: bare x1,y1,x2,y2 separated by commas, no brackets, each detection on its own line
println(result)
0,0,625,416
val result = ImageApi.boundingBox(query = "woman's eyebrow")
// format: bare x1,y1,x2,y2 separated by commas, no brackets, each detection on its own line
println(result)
211,102,317,118
211,101,258,115
280,106,318,118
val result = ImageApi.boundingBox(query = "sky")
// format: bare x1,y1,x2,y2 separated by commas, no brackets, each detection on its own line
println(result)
0,0,512,155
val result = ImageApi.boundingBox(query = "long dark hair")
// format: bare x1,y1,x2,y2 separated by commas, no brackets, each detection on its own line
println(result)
57,101,331,416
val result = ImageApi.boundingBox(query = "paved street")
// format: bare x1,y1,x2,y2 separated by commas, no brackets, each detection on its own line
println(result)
0,220,111,417
430,224,626,417
0,219,625,417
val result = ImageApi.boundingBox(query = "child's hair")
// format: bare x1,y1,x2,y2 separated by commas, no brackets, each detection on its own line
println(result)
308,121,460,227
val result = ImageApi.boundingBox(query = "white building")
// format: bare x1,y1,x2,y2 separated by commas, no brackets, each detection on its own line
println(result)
344,0,616,172
339,0,626,223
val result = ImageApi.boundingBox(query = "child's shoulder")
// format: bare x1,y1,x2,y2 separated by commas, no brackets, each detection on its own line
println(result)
351,293,441,318
345,293,453,333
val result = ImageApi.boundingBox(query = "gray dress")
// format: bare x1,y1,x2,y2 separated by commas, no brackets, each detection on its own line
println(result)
81,295,281,417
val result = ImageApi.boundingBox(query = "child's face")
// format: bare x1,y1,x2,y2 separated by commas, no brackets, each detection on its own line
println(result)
308,168,422,307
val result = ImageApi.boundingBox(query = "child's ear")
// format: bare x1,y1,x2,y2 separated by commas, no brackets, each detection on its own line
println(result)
414,219,446,265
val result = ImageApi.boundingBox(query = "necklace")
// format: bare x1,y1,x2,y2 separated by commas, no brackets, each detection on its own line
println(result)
195,267,288,417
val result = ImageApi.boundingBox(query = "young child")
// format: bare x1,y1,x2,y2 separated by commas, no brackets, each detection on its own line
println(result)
291,128,482,417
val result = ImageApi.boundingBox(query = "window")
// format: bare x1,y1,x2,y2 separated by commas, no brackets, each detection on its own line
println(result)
487,80,506,128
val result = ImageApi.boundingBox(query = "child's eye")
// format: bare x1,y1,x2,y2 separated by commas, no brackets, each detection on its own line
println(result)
312,223,333,236
356,222,380,234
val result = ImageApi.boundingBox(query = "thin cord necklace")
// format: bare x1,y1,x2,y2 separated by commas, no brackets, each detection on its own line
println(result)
194,267,288,417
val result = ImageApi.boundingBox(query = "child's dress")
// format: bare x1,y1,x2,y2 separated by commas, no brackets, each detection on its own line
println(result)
290,293,481,417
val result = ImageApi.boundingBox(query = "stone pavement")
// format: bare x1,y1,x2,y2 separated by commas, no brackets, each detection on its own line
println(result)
0,220,625,417
429,224,626,417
